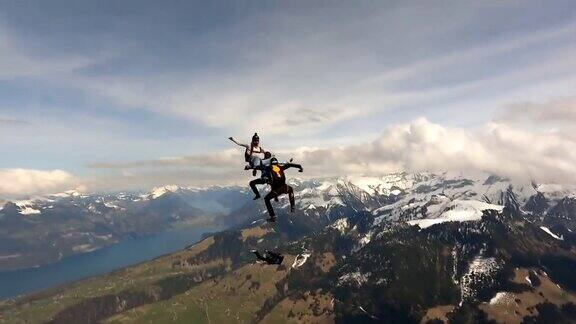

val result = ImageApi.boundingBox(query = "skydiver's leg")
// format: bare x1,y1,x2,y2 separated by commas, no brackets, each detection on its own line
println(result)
272,179,279,202
264,190,279,221
249,178,266,200
259,171,275,201
274,182,280,202
287,185,295,212
250,156,261,176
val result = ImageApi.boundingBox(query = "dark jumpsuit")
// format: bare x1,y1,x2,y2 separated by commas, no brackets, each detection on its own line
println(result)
252,250,284,265
253,162,302,219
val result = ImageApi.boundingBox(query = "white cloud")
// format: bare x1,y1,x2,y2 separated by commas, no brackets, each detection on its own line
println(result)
293,118,576,183
0,169,77,198
84,115,576,190
3,2,576,192
20,8,576,137
497,96,576,125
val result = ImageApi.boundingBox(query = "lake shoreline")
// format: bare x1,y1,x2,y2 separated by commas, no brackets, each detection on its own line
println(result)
0,224,222,301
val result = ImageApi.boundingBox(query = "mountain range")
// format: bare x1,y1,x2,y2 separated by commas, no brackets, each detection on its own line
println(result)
0,185,251,271
1,172,576,323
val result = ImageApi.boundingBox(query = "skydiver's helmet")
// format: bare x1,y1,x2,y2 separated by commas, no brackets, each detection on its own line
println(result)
251,133,260,145
264,151,272,159
270,157,279,165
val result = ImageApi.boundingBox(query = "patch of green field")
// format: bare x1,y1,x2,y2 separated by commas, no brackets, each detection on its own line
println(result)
104,257,295,324
0,237,217,324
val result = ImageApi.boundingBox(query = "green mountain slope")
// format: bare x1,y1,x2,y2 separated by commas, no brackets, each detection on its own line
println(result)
2,208,576,324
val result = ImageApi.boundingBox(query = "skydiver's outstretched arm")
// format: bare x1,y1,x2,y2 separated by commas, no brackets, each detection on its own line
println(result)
281,163,303,172
228,137,249,149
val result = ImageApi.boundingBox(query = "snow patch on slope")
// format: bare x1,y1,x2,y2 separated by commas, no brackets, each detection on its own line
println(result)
148,185,182,199
339,269,371,286
460,256,502,305
489,292,514,306
345,173,414,196
14,200,41,215
540,226,564,240
408,200,504,229
292,252,311,269
330,218,349,234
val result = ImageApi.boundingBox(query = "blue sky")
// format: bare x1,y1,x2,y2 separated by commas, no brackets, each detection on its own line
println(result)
1,1,576,196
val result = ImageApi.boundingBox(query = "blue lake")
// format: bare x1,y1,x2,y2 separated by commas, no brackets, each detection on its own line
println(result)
0,226,219,300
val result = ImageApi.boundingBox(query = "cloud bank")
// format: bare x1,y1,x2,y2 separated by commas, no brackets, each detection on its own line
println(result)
294,118,576,184
85,108,576,190
0,169,77,198
4,109,575,197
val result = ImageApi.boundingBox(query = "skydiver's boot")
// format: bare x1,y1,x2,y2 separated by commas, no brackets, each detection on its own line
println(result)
264,193,276,222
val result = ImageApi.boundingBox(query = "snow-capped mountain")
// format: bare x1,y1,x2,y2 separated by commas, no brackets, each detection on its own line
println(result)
256,173,576,323
4,172,576,323
289,172,576,229
144,185,188,199
3,172,576,272
234,172,570,241
231,172,576,321
0,185,252,271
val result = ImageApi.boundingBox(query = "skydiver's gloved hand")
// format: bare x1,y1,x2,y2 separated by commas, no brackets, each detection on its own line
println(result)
244,165,252,170
228,137,234,141
298,167,304,172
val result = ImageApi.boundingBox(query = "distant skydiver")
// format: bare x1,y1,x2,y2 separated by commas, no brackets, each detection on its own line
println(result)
229,133,265,176
251,249,284,265
253,157,303,222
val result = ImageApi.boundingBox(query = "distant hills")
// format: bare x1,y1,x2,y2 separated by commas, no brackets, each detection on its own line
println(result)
0,185,251,271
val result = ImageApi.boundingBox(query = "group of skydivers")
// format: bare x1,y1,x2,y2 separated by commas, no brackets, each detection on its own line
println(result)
229,133,304,265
